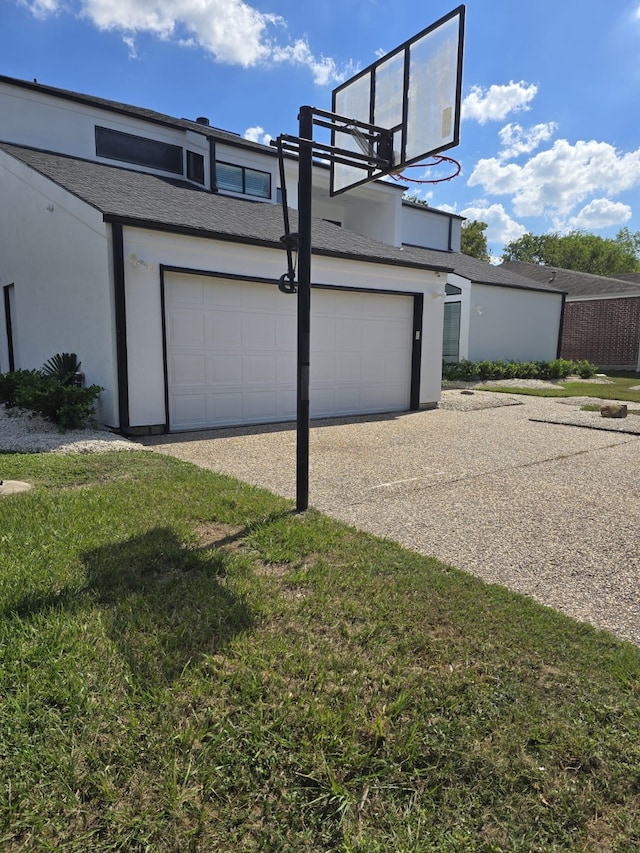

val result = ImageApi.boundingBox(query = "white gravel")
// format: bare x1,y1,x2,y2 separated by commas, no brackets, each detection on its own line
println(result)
0,408,143,453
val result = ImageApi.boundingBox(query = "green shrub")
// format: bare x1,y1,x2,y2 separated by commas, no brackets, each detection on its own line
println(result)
30,378,103,430
574,359,597,379
0,354,102,430
0,369,47,408
442,358,597,383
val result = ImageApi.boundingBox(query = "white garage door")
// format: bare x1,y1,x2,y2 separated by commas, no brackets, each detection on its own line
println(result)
164,274,414,430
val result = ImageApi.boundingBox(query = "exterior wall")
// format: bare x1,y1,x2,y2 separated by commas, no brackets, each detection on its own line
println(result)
467,283,563,363
0,149,119,424
401,204,458,251
122,226,445,428
0,80,211,186
561,297,640,370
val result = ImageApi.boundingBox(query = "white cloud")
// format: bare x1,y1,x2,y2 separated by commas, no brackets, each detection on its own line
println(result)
19,0,60,17
635,2,640,20
20,0,352,84
462,81,537,124
498,122,558,160
468,138,640,218
460,201,526,248
270,39,356,86
244,125,272,146
565,198,632,231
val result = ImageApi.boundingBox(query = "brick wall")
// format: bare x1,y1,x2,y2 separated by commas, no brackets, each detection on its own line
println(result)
560,296,640,369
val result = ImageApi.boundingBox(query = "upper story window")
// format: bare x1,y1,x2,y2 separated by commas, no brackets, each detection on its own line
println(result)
187,151,205,184
216,161,271,199
445,282,462,296
95,126,183,174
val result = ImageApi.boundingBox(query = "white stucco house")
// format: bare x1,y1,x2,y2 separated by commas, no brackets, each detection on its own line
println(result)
0,74,564,434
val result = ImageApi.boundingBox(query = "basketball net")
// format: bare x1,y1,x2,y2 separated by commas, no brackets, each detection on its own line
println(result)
388,154,461,184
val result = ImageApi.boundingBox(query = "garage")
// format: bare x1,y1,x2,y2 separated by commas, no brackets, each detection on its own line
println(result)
163,272,417,430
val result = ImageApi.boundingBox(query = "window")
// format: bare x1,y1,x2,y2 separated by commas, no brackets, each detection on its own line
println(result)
187,151,205,184
443,301,461,362
96,126,183,174
445,282,462,295
216,161,271,199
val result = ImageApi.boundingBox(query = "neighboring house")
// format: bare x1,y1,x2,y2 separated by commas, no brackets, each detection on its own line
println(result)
0,75,564,434
501,261,640,371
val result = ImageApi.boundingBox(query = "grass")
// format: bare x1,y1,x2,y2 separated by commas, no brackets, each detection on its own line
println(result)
476,371,640,404
1,451,639,851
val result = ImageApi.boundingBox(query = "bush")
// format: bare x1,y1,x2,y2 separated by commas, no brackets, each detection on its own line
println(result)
0,355,102,431
574,359,597,379
0,369,48,409
442,358,596,383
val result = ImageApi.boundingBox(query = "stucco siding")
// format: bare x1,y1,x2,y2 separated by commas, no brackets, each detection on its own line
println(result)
0,149,119,424
468,283,562,363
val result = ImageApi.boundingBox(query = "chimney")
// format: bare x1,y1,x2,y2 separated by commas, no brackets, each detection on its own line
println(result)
195,116,210,126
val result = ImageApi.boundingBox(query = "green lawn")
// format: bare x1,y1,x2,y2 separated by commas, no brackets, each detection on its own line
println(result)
477,372,640,404
1,452,639,852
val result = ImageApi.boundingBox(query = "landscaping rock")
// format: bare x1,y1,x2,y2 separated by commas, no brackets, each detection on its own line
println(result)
0,480,33,496
600,404,627,419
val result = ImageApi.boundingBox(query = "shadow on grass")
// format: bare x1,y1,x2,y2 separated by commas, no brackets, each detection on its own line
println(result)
7,526,257,689
81,526,254,687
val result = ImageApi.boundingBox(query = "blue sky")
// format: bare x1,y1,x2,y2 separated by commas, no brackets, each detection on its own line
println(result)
3,0,640,259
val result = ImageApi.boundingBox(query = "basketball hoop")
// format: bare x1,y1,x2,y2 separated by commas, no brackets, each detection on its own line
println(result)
389,154,461,185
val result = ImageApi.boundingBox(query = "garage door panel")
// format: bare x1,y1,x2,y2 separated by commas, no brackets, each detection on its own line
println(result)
242,315,278,349
207,354,242,382
170,354,206,385
169,311,205,346
242,354,277,382
208,313,242,346
166,276,413,431
171,393,207,427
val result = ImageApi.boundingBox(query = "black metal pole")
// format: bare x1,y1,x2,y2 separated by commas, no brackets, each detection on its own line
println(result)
296,106,313,512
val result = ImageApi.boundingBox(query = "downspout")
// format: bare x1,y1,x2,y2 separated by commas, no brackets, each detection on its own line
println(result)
556,292,567,359
111,222,130,434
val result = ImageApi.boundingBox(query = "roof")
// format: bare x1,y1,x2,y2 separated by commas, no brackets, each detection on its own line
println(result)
401,198,466,221
1,143,569,295
404,248,564,293
615,272,640,284
0,142,454,272
501,261,640,298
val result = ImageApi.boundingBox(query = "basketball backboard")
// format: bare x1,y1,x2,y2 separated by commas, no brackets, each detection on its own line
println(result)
330,5,465,196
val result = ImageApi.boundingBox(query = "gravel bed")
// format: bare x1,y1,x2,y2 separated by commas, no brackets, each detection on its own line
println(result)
0,408,143,453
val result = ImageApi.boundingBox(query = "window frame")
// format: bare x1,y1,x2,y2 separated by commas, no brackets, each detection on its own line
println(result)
215,160,272,199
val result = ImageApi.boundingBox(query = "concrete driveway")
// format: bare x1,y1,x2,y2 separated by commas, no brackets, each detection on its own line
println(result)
140,392,640,646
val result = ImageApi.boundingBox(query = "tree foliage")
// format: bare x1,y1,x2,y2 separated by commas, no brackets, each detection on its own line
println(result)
460,220,490,262
501,228,640,276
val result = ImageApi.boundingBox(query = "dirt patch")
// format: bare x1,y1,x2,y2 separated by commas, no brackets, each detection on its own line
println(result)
194,521,246,550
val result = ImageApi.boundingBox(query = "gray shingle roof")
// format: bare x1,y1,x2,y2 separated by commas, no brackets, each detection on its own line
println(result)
501,261,640,298
404,248,564,293
615,272,640,284
0,141,566,296
0,142,453,271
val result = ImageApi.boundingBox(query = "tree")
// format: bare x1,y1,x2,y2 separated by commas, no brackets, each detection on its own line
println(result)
501,229,640,275
461,220,490,262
